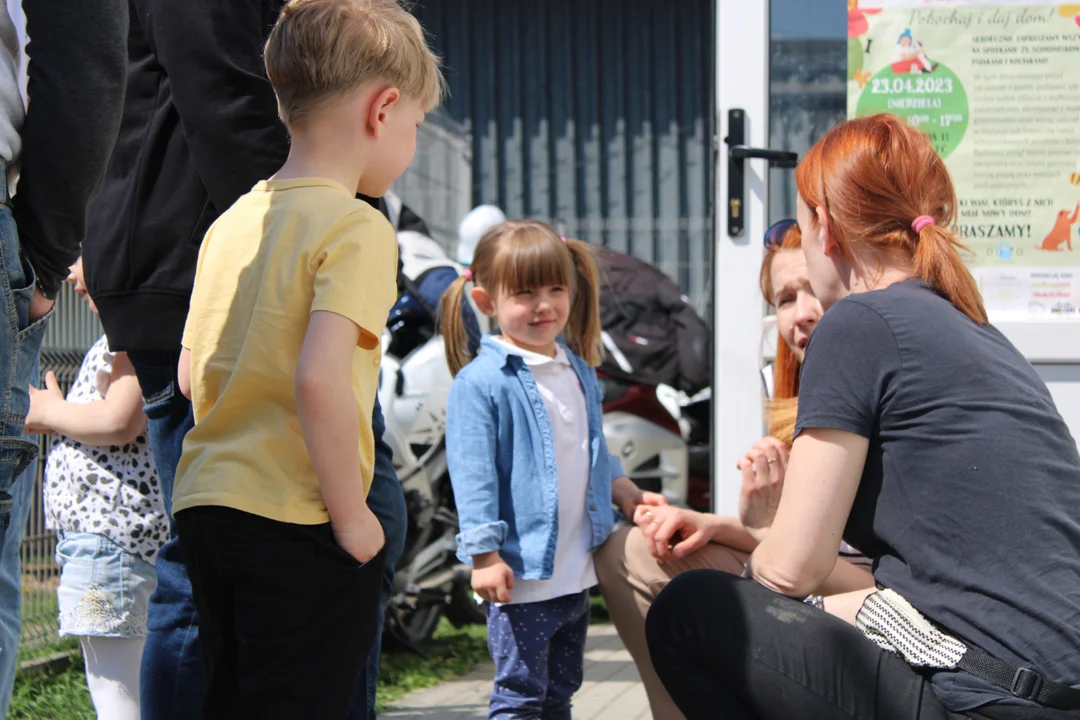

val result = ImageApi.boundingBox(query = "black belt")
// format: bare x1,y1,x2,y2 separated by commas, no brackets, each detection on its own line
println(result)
958,646,1080,711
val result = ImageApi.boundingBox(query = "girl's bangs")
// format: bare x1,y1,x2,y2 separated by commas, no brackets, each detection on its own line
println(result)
490,228,575,294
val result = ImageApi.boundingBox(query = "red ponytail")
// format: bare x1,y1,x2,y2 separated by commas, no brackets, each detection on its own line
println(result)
795,114,987,324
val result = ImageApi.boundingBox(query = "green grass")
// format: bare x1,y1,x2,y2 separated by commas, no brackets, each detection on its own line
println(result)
18,575,63,663
376,619,490,711
9,657,94,720
10,619,491,717
17,588,70,665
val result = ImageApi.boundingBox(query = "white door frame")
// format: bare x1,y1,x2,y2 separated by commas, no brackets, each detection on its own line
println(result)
711,0,771,516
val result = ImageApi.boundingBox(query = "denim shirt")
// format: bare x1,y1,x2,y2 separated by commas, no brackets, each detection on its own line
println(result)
446,335,624,580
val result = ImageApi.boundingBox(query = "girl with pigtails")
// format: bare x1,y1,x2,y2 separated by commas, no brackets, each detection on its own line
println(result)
439,220,661,720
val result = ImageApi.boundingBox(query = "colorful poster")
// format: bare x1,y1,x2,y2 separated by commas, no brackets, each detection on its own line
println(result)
848,1,1080,318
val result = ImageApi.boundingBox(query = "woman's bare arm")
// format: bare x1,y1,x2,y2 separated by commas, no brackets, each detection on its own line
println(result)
744,428,868,598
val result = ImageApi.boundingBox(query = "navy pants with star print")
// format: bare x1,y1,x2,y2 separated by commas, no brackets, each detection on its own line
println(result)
486,590,591,719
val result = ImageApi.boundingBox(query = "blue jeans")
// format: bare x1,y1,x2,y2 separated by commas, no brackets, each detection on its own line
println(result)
0,191,50,716
129,351,405,720
0,431,39,718
55,530,157,637
486,591,591,720
127,351,203,720
348,395,406,720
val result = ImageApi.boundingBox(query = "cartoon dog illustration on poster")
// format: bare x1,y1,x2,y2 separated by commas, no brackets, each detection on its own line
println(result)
1038,203,1080,252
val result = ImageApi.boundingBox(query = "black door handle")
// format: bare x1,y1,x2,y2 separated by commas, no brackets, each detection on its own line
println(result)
724,109,797,238
728,145,798,164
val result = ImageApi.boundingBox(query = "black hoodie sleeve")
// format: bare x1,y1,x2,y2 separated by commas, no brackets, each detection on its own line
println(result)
144,0,289,214
13,0,128,298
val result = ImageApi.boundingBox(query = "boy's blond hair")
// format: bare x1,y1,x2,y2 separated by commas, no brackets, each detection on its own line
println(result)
265,0,444,126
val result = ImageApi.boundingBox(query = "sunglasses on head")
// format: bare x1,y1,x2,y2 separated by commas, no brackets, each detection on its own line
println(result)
764,219,798,248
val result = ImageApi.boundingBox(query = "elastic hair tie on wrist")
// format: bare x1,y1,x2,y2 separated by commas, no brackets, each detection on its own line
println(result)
911,215,936,233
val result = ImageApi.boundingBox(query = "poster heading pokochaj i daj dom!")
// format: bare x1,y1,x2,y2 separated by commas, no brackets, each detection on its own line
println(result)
848,0,1080,320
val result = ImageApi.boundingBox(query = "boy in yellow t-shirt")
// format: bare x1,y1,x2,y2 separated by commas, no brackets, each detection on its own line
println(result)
171,1,443,716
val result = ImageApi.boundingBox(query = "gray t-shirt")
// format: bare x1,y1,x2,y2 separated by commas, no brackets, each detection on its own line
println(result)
796,280,1080,712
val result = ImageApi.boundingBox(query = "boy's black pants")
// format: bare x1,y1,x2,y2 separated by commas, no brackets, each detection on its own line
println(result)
176,506,387,720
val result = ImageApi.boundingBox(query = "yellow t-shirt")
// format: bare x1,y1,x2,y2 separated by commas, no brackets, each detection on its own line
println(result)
172,177,398,525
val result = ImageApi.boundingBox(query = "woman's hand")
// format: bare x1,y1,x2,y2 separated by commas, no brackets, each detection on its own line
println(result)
737,437,789,544
25,372,64,434
635,504,716,562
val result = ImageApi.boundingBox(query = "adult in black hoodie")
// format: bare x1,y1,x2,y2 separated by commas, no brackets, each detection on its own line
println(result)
81,3,409,718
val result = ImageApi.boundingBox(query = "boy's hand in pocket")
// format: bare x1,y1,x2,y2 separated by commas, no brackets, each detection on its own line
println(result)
472,551,514,603
332,504,385,564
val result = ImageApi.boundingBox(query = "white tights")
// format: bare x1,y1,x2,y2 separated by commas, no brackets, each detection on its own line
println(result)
80,636,144,720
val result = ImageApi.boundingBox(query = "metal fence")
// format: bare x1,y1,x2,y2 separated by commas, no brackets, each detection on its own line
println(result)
19,351,87,661
18,284,103,661
411,0,717,310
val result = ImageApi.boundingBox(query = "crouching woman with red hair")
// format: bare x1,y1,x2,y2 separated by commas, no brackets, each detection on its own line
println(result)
645,114,1080,720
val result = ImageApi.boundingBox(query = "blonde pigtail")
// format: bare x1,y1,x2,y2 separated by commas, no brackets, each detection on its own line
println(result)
438,273,475,376
563,239,604,367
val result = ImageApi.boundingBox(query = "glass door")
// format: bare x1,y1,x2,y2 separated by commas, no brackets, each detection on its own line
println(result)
767,1,847,225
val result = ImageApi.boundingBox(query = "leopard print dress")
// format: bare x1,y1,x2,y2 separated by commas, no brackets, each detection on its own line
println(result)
44,336,168,564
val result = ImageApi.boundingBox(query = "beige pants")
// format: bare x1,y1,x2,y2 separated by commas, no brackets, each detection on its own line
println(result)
594,525,749,720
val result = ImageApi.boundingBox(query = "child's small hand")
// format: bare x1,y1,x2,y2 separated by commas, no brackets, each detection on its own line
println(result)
472,552,514,603
332,505,386,564
25,372,64,434
613,476,667,520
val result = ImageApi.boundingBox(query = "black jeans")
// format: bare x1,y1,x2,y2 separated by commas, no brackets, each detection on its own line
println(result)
645,570,1070,720
176,506,387,720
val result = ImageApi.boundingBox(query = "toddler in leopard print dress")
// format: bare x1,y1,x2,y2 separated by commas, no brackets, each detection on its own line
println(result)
26,258,167,720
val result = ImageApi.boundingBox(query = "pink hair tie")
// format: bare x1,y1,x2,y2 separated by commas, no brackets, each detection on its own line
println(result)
463,269,473,281
912,216,936,233
560,236,568,244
